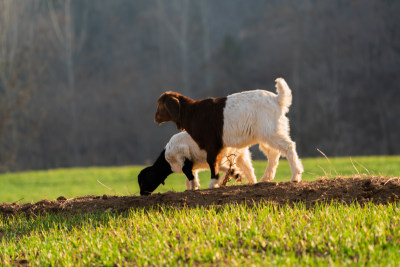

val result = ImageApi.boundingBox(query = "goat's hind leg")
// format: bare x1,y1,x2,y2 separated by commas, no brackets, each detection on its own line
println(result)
285,141,303,182
236,150,257,184
259,143,280,182
268,137,303,182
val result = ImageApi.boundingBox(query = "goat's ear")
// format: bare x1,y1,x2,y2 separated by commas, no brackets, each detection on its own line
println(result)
165,96,180,121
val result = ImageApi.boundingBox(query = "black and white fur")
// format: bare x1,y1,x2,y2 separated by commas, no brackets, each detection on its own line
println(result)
138,132,256,195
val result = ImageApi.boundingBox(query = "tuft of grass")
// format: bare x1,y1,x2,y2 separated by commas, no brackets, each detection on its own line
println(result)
0,156,399,203
1,202,399,266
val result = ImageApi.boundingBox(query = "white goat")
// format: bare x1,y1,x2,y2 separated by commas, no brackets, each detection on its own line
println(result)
138,131,257,195
165,131,257,189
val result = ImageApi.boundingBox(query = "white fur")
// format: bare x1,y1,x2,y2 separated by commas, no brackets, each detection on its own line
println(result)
222,78,303,182
208,179,220,189
165,131,257,189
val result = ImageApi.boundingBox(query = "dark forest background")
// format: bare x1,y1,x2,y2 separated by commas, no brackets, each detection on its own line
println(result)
0,0,399,172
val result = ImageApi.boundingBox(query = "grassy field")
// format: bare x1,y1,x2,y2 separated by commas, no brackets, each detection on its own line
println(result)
1,203,399,266
1,156,400,266
0,156,399,203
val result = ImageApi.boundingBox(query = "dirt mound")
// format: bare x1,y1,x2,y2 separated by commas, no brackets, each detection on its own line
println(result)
1,177,399,217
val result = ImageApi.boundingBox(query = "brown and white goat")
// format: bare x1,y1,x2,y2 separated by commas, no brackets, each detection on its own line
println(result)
155,78,303,188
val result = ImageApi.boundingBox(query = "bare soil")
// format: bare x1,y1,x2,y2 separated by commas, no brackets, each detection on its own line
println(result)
1,177,399,217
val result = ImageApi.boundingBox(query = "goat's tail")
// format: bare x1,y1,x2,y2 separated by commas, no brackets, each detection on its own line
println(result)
275,78,292,114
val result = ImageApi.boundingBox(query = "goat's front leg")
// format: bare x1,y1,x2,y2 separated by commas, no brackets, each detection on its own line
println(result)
182,158,198,190
207,152,222,189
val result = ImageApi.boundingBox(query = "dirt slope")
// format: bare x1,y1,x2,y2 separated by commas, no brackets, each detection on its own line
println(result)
1,177,399,217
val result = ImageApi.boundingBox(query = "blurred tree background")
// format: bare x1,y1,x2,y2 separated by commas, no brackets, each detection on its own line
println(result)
0,0,399,172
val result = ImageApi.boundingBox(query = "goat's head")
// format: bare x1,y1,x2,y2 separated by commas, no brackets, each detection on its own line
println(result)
138,166,165,196
155,91,181,127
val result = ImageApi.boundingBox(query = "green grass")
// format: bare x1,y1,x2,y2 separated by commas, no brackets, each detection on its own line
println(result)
0,156,399,203
1,203,399,266
1,156,400,266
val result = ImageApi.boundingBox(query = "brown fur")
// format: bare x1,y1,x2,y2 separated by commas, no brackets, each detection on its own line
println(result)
155,92,227,180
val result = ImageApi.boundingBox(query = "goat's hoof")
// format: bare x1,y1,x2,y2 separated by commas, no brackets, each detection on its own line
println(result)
208,179,220,189
291,176,302,182
259,177,274,183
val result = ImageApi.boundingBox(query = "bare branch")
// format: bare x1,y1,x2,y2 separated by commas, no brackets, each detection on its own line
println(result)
48,0,65,45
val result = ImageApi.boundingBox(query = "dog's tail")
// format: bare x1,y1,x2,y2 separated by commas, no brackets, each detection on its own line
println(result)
275,78,292,114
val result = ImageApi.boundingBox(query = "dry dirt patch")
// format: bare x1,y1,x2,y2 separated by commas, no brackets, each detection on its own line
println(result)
1,177,399,217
